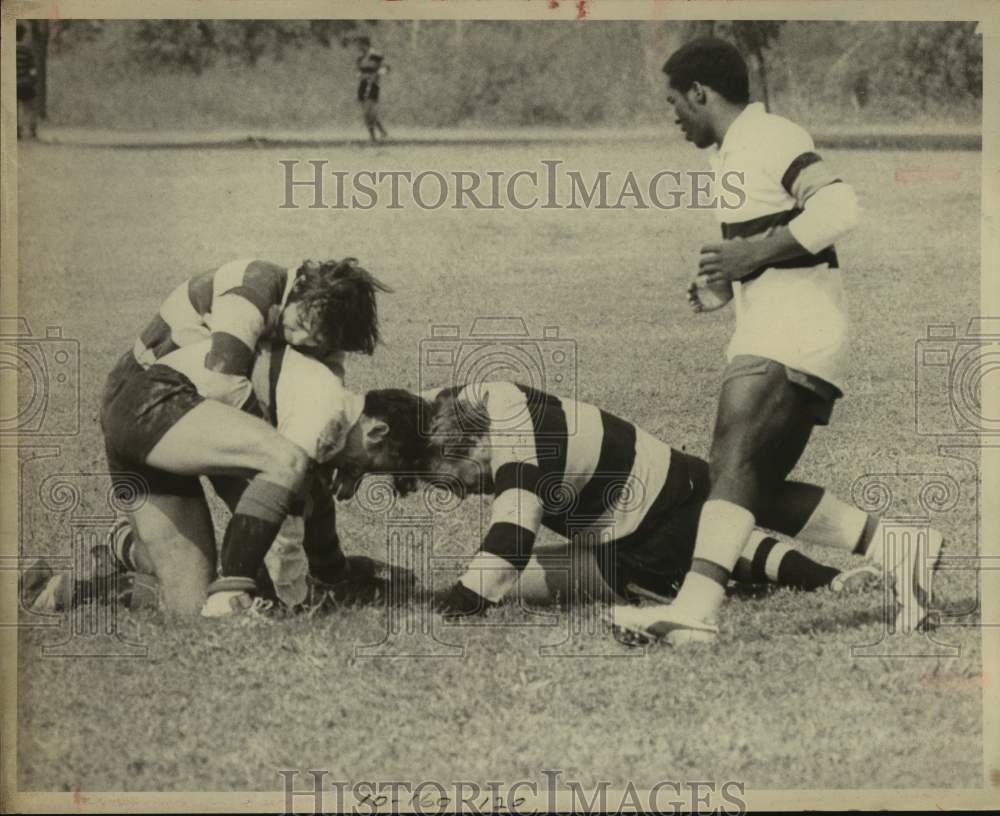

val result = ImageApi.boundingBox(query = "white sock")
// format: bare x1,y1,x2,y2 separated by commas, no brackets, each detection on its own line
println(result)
797,491,870,552
672,499,755,621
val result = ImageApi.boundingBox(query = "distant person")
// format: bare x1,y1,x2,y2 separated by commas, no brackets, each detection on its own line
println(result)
355,36,389,143
16,22,39,140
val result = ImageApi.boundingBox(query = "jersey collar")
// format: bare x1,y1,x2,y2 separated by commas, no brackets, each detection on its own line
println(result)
717,102,766,156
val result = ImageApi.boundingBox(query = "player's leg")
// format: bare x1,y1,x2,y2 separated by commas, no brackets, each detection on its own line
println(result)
145,400,312,616
675,359,815,613
126,489,217,615
517,544,626,607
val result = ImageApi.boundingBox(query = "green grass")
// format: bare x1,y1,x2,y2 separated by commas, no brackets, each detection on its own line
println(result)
14,139,983,791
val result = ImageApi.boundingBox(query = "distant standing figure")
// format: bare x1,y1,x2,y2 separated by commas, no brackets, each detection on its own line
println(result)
356,37,389,143
16,22,39,140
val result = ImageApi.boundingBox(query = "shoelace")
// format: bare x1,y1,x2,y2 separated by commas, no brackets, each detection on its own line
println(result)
238,597,276,626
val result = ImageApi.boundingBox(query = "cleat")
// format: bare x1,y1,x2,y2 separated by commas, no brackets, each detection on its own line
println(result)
611,603,719,647
201,590,274,623
888,527,944,632
829,564,882,593
21,559,72,612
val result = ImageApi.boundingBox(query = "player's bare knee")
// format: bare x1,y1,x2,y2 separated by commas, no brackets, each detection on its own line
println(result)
260,438,311,489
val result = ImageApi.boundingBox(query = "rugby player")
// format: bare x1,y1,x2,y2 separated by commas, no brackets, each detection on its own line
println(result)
97,257,390,615
28,339,420,617
343,382,880,616
619,37,941,645
355,37,389,143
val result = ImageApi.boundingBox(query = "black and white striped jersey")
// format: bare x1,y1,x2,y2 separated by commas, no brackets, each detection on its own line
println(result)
423,382,696,603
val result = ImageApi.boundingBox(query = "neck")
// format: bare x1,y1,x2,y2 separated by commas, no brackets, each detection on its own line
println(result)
713,102,749,147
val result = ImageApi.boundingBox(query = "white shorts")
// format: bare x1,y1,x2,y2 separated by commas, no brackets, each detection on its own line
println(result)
727,265,851,392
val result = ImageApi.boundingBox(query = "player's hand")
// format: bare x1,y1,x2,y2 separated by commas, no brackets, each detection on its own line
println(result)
434,583,496,617
698,237,762,284
687,278,733,313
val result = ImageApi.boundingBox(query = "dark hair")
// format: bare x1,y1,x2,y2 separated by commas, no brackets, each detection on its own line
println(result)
363,389,435,495
428,390,489,453
289,258,392,356
662,37,750,105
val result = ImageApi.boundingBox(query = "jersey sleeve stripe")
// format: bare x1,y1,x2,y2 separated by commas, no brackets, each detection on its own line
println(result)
788,163,842,207
494,461,541,496
204,331,254,376
780,151,822,194
481,521,537,570
186,270,215,316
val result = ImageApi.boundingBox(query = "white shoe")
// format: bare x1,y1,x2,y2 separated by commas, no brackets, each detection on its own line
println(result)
201,591,274,622
22,559,71,612
888,527,944,632
611,604,719,647
829,564,882,593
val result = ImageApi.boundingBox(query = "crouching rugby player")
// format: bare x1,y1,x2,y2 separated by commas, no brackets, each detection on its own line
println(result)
27,340,420,617
341,382,880,617
92,257,389,616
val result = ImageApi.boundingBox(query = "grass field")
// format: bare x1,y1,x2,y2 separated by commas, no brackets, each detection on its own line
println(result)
13,135,983,793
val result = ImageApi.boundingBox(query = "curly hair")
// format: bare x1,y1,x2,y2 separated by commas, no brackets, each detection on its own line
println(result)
427,390,489,454
662,37,750,105
288,258,392,356
362,389,436,496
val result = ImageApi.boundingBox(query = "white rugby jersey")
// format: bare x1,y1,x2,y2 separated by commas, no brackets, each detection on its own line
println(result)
157,341,362,464
422,382,696,603
709,102,859,389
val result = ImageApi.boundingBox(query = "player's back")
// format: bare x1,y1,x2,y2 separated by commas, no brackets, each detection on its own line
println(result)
425,381,691,542
131,259,291,368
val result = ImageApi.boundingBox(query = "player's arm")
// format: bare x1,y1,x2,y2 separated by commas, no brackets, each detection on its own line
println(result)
201,262,284,401
700,136,859,285
436,385,545,615
271,353,359,583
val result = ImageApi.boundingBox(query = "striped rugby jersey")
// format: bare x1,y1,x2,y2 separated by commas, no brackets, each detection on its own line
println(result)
132,259,293,376
423,382,696,603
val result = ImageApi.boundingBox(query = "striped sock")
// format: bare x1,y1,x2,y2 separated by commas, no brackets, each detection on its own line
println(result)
109,519,137,572
737,532,841,590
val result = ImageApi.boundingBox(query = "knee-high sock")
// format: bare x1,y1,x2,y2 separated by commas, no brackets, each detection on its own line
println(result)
219,477,295,582
795,490,879,555
672,499,755,621
734,531,840,591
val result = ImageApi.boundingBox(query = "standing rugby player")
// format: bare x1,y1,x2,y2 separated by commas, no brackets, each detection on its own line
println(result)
614,38,941,646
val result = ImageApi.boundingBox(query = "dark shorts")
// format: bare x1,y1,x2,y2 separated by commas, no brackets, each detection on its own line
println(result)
596,450,711,601
100,351,205,498
723,354,842,425
358,79,380,102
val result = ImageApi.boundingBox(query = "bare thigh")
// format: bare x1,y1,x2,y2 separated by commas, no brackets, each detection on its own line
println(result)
145,398,301,480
